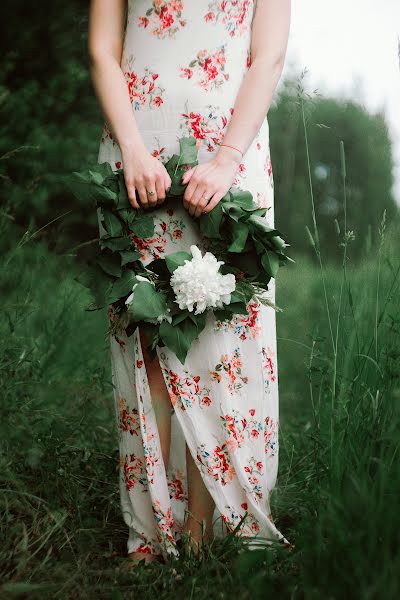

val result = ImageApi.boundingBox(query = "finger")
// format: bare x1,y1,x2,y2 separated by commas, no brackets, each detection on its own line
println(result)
126,183,140,209
194,189,213,218
136,182,150,209
182,167,194,185
155,173,166,205
202,191,224,214
183,168,199,203
164,171,172,196
143,175,158,207
188,185,208,217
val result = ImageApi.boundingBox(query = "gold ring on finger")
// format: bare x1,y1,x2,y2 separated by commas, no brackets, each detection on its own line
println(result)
146,189,156,196
203,195,209,201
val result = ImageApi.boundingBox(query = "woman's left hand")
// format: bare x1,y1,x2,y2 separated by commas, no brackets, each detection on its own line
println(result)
181,149,242,218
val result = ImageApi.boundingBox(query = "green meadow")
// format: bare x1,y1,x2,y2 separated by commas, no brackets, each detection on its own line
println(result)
1,208,399,598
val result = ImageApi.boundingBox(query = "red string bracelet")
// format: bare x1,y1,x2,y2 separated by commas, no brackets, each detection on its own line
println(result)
219,143,243,158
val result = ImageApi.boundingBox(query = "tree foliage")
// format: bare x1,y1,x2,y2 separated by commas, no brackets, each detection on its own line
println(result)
269,77,398,260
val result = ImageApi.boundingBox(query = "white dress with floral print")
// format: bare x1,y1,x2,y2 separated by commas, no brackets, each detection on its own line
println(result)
98,0,290,559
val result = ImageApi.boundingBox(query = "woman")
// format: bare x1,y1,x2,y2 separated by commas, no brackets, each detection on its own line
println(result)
88,0,291,565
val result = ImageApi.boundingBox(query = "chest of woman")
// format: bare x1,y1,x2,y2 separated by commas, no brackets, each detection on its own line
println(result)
122,1,255,112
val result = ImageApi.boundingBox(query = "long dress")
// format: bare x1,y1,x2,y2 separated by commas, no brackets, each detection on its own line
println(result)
97,0,290,559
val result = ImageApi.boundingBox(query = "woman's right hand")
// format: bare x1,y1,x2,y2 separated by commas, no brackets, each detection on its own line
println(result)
121,143,172,210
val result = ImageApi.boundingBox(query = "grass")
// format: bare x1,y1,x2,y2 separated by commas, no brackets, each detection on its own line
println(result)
0,210,399,598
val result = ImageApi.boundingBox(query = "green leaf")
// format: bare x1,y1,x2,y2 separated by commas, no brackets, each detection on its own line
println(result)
75,263,114,309
100,235,132,252
116,173,131,209
172,309,191,326
178,136,199,163
66,172,117,206
102,210,124,237
230,281,254,305
159,318,200,364
226,301,248,315
120,249,141,265
188,310,207,332
199,202,224,238
89,169,107,186
127,282,167,321
270,235,288,252
104,174,120,194
165,251,192,273
228,221,249,253
245,207,268,217
226,188,255,209
97,250,122,277
164,153,197,197
92,162,114,180
129,214,155,238
248,215,281,239
108,270,137,303
261,251,280,277
220,201,243,222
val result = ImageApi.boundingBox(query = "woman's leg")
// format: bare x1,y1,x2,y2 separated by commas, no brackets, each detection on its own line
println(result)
139,330,215,554
183,444,215,553
140,329,172,468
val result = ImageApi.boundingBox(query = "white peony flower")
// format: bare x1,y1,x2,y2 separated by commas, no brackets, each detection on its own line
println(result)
170,245,236,315
125,275,153,306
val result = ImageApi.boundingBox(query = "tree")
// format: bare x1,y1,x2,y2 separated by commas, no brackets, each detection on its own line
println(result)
269,75,398,262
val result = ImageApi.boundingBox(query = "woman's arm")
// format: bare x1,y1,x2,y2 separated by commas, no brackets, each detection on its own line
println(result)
182,0,291,217
88,0,171,209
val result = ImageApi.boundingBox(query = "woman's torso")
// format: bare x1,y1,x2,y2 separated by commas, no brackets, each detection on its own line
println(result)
100,2,258,155
98,0,274,216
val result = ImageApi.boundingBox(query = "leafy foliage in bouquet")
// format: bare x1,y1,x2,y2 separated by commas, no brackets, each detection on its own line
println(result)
68,136,293,362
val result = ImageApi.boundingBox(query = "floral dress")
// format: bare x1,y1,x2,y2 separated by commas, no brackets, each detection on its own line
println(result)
98,0,291,559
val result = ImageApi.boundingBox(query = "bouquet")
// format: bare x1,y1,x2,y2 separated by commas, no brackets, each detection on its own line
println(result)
68,135,293,363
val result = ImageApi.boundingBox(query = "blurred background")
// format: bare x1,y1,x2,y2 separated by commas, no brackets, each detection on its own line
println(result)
1,1,399,598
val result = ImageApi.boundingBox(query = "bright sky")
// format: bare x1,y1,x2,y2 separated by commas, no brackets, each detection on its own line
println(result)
280,0,400,202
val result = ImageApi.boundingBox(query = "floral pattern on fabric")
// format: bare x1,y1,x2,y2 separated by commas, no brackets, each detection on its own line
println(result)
214,300,261,340
138,395,161,485
152,500,176,544
130,207,187,262
161,367,212,411
137,0,186,39
244,457,264,501
150,141,170,161
119,398,141,436
180,105,232,152
210,348,249,393
121,453,148,491
197,442,236,486
264,416,278,457
100,122,116,146
204,0,253,37
180,45,229,91
261,346,277,386
221,505,261,535
123,56,165,109
167,468,188,502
